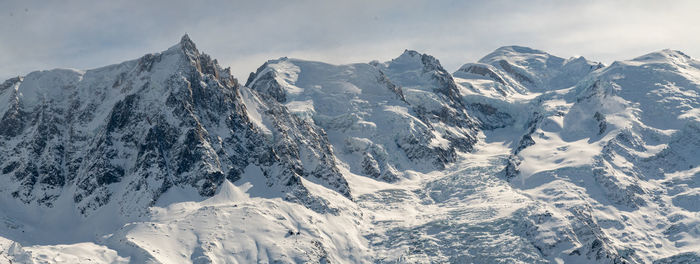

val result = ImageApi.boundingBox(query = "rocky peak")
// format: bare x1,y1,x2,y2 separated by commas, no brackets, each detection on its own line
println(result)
177,34,234,85
382,50,462,99
387,49,447,75
397,49,421,59
244,60,288,103
179,34,198,54
158,34,201,63
138,34,226,84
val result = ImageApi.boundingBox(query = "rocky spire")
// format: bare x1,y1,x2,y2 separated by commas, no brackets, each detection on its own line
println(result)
179,33,199,55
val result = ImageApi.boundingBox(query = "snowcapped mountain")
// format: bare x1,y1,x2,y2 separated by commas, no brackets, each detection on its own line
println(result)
245,50,478,182
492,49,700,263
456,46,604,94
0,34,353,217
1,36,699,263
0,36,361,262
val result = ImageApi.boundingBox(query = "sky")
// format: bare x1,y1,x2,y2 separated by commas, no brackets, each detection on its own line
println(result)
1,0,700,81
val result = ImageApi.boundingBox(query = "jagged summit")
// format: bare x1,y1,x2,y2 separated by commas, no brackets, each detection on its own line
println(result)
164,33,198,56
394,49,422,60
384,49,446,73
180,34,196,50
386,49,423,70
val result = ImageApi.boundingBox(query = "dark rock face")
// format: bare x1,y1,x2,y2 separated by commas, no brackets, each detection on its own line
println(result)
391,52,480,164
594,112,607,135
514,112,542,155
406,52,479,155
0,35,349,215
245,63,287,103
0,105,26,138
0,78,26,138
502,110,543,180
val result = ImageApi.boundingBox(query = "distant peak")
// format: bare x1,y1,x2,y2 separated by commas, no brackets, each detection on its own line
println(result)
181,33,191,42
478,46,554,63
493,45,548,55
388,50,423,64
631,49,691,63
388,49,446,72
388,50,422,66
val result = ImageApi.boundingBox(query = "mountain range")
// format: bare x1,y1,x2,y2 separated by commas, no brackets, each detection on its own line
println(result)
0,35,698,263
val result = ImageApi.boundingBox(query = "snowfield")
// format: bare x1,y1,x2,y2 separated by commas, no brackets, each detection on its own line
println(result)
1,39,699,263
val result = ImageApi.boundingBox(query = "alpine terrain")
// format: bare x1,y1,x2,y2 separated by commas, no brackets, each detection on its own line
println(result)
0,36,698,263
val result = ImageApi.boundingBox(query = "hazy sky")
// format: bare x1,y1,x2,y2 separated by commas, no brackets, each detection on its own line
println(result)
1,0,699,81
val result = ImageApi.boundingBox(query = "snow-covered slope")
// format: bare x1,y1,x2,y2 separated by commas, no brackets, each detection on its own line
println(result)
500,49,700,263
1,40,699,263
476,46,603,93
245,50,479,182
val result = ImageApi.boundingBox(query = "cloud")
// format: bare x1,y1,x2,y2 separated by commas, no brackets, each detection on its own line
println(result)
1,0,699,81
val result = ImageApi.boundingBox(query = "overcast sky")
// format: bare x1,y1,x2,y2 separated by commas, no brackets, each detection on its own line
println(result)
1,0,699,81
